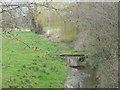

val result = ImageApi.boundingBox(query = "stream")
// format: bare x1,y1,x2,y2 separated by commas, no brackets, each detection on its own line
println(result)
44,29,98,88
64,57,98,88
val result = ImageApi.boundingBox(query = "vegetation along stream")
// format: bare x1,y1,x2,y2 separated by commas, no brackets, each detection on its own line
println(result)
1,1,118,88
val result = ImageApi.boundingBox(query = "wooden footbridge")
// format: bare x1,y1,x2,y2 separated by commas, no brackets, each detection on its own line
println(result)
58,54,88,62
59,54,85,57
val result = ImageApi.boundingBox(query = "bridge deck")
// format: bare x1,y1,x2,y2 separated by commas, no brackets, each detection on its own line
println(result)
59,54,85,57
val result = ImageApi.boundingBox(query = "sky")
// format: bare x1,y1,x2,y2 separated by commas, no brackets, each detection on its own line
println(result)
0,0,119,2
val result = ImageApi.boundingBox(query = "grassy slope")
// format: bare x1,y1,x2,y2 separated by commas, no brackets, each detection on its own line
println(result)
2,31,67,88
43,26,61,31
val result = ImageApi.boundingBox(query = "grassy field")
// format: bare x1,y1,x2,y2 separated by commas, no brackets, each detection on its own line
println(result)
43,26,62,31
2,31,67,88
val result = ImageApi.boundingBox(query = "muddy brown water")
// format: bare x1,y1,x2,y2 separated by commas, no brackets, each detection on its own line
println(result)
64,57,98,88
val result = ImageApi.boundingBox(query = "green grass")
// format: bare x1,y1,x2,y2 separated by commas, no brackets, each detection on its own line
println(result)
20,28,30,30
43,26,61,31
2,31,67,88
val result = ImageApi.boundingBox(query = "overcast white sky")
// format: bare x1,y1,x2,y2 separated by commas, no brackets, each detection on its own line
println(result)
0,0,119,2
